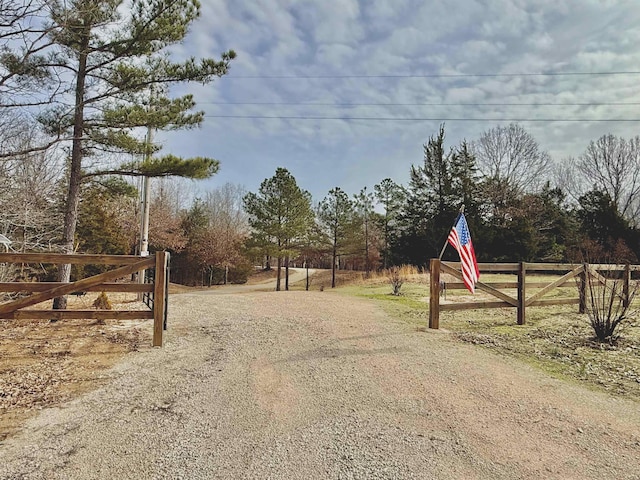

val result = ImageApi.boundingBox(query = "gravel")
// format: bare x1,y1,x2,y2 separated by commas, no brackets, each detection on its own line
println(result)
1,290,639,479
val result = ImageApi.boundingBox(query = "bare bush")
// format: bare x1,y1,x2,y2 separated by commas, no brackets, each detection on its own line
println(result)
576,242,639,343
388,267,405,296
582,267,638,344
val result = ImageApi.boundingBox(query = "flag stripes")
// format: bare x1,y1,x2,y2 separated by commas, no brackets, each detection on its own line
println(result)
447,213,480,293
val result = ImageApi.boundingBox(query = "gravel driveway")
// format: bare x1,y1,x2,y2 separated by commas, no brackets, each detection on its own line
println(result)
1,290,639,479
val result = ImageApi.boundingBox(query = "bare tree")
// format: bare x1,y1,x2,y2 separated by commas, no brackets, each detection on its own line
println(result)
575,134,640,226
148,180,189,253
0,115,62,253
472,123,552,194
202,183,249,279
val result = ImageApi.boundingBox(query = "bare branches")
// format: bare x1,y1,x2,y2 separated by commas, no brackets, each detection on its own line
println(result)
576,135,640,225
472,123,552,194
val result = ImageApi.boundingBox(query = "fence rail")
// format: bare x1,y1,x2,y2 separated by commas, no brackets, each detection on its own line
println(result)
0,252,169,346
428,259,636,329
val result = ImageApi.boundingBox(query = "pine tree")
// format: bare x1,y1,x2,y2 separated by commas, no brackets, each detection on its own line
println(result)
243,168,314,291
374,178,405,268
318,187,357,288
32,0,235,308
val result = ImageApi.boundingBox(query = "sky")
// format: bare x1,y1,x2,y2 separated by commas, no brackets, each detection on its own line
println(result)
158,0,640,202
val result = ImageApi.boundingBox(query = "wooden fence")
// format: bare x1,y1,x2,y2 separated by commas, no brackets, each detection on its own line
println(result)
0,252,169,346
429,259,639,329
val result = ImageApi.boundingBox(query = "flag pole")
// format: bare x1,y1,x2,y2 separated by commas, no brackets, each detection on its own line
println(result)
438,205,465,260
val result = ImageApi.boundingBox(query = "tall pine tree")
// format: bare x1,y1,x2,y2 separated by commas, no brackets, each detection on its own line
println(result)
33,0,235,308
243,168,314,291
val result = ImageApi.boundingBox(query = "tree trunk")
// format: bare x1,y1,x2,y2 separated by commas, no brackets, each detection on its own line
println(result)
276,256,282,291
364,215,370,278
285,255,289,291
53,30,89,310
331,246,337,288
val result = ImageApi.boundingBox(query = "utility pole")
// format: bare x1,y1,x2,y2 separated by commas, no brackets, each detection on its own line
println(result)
138,124,153,294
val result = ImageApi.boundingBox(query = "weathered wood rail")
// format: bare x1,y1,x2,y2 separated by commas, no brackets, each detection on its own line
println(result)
429,259,638,329
0,252,169,346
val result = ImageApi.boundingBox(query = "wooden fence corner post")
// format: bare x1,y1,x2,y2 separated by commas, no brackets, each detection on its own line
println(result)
579,263,587,314
153,251,168,347
429,258,440,329
517,262,526,325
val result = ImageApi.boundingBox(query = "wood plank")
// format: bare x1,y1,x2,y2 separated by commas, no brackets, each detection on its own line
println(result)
526,281,576,288
0,253,148,265
525,265,584,306
444,281,576,290
0,283,153,293
440,262,518,306
589,263,629,272
0,310,154,320
0,258,155,315
524,263,581,271
528,298,581,307
441,301,513,311
443,261,519,272
445,281,519,289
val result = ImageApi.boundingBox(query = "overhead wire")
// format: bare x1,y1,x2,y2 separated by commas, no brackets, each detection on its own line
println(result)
200,101,640,107
228,71,640,79
203,115,640,122
208,70,640,122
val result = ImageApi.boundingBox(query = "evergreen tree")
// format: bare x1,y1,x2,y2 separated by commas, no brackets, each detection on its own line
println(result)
31,0,235,308
243,168,314,291
77,178,136,255
318,187,357,288
374,178,405,268
397,125,470,264
577,190,636,259
354,186,375,277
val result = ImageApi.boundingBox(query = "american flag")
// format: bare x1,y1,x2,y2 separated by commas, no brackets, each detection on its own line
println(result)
447,213,480,293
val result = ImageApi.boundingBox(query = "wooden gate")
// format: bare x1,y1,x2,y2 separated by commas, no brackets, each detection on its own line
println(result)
428,259,638,329
0,252,169,346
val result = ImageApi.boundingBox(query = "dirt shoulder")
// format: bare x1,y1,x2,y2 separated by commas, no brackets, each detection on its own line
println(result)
1,290,640,479
0,294,151,442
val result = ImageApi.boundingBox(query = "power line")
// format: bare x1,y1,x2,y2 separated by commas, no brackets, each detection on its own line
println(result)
228,71,640,79
203,114,640,122
202,101,640,107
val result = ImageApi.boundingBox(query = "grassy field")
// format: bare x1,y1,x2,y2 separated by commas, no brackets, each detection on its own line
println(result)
332,270,640,399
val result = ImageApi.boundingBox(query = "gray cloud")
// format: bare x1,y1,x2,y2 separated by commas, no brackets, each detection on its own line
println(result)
158,0,640,200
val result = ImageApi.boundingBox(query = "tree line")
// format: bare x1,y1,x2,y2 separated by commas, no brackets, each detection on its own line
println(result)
3,115,640,287
241,124,640,290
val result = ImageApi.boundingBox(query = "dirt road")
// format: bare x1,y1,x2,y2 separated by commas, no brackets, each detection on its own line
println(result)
1,290,639,479
196,267,315,294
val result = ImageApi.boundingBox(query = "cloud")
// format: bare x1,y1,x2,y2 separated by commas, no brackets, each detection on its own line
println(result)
161,0,640,201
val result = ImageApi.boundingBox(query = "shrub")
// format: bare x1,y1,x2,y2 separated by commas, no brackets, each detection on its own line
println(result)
388,266,405,296
576,241,639,344
581,266,638,344
93,291,112,310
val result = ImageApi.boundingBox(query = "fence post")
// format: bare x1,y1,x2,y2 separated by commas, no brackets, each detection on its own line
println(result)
153,251,168,347
579,263,587,314
429,258,440,329
517,262,526,325
624,263,631,308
